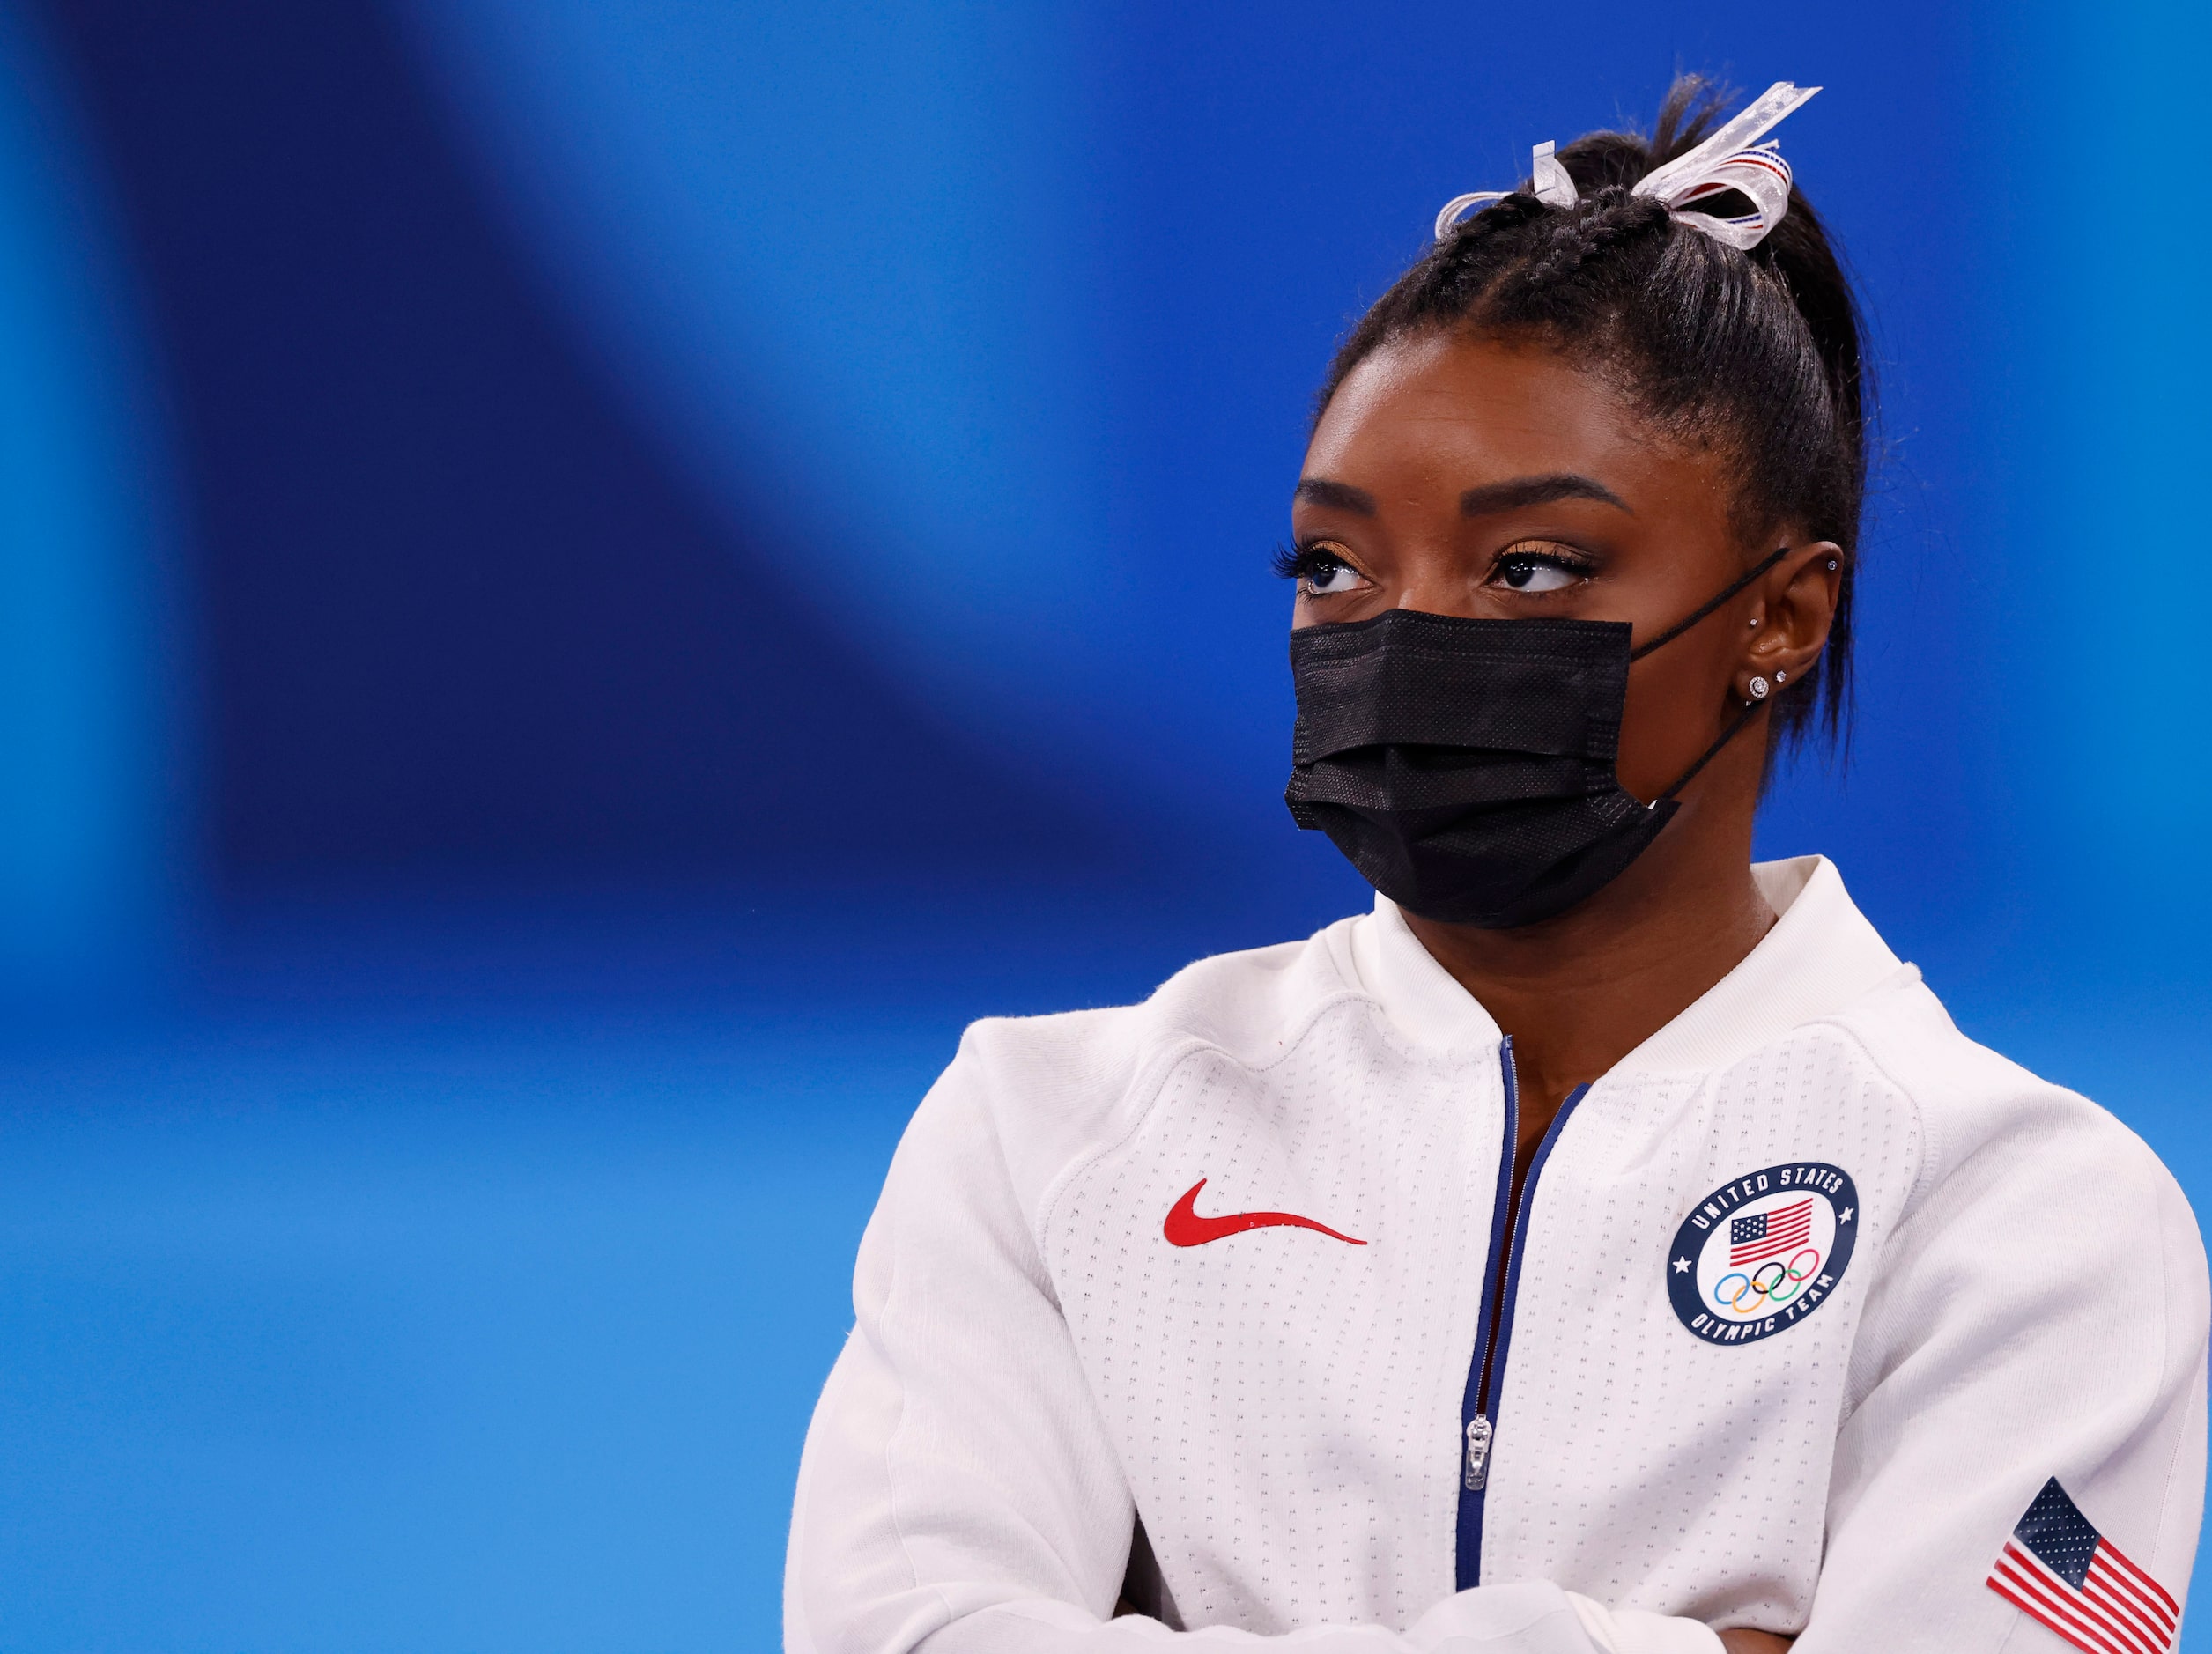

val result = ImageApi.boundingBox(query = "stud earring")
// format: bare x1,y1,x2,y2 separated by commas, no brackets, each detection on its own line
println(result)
1826,558,1839,571
1775,668,1787,683
1747,676,1772,701
1749,617,1760,629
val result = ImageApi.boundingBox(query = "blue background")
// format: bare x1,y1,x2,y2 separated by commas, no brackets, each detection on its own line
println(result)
0,2,2204,1648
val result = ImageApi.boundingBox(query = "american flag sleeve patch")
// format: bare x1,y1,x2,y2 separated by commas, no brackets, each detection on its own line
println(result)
1986,1478,2179,1654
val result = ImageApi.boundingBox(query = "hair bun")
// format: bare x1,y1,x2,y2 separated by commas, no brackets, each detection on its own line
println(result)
1319,73,1870,760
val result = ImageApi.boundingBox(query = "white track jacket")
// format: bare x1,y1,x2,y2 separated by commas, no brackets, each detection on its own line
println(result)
787,858,2208,1654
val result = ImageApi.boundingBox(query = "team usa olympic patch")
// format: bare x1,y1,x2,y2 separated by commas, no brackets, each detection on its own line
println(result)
1666,1162,1858,1345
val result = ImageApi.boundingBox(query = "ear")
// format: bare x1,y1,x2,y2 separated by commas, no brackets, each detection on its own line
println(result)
1736,539,1841,702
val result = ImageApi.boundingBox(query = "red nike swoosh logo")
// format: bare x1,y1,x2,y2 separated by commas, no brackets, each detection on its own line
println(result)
1162,1178,1366,1248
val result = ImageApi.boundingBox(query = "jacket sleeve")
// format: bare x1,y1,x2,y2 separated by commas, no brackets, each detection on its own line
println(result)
1801,1082,2209,1652
783,1037,1721,1654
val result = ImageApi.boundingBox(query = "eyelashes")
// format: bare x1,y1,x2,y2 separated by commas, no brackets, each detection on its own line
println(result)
1273,540,1358,582
1274,538,1600,594
1274,540,1372,597
1491,543,1598,592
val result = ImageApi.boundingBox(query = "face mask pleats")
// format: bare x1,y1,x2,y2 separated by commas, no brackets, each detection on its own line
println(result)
1285,602,1743,928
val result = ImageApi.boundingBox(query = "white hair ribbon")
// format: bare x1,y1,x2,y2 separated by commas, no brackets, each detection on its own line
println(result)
1633,81,1818,248
1432,188,1510,240
1530,140,1577,207
1432,81,1821,252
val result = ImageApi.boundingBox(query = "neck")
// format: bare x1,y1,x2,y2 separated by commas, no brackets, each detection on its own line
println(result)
1400,794,1777,1154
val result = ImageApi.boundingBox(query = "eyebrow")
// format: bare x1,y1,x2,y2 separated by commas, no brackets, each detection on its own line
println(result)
1295,473,1630,518
1461,473,1631,516
1292,477,1376,514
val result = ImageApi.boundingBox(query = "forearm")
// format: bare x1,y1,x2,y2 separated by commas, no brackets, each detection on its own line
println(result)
906,1588,1739,1654
1715,1633,1791,1654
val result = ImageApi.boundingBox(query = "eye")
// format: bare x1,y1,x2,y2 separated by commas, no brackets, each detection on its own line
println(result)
1274,541,1375,599
1303,554,1371,597
1491,542,1594,594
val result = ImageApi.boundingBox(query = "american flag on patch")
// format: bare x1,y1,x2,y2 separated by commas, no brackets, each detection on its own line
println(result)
1729,1197,1813,1266
1986,1478,2178,1654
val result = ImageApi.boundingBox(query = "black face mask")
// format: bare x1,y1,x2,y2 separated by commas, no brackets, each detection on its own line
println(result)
1284,549,1788,929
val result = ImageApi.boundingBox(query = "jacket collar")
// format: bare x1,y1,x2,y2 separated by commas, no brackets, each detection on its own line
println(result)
1350,856,1912,1076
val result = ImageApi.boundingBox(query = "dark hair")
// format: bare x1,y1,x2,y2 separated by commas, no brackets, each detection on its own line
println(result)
1317,76,1869,758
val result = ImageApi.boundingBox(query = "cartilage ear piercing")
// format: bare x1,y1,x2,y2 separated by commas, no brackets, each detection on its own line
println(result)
1775,668,1787,683
1826,558,1839,570
1749,617,1760,628
1747,676,1772,701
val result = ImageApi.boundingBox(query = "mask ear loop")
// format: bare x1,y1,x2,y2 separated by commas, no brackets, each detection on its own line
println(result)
1626,543,1794,662
1652,700,1769,805
1624,543,1798,806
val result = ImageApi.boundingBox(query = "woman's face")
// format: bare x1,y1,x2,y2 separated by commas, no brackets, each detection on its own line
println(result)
1291,328,1834,803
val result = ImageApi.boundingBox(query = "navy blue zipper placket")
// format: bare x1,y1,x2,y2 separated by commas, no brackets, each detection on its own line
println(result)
1454,1035,1593,1590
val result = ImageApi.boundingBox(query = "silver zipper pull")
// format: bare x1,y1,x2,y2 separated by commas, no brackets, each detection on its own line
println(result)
1464,1414,1493,1491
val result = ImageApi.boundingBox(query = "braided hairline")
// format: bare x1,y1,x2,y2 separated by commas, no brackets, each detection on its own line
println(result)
1495,188,1672,294
1341,185,1824,531
1312,129,1866,761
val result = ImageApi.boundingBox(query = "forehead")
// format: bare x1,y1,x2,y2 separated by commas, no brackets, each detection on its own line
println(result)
1306,329,1710,502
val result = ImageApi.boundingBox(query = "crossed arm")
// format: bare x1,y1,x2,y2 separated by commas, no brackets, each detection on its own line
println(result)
791,1051,2208,1654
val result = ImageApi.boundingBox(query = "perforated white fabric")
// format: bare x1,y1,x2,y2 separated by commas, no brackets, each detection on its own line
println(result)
1476,1030,1919,1627
786,858,2208,1654
1047,1008,1499,1633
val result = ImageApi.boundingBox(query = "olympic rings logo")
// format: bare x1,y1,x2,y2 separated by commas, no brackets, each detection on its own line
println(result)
1711,1248,1822,1314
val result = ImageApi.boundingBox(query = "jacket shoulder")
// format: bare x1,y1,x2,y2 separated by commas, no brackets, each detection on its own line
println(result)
928,918,1371,1212
1825,975,2197,1240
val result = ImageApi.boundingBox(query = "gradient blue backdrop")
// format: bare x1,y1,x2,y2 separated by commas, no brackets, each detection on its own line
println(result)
0,2,2203,1650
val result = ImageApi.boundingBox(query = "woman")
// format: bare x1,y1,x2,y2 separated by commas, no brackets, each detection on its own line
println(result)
785,79,2207,1654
